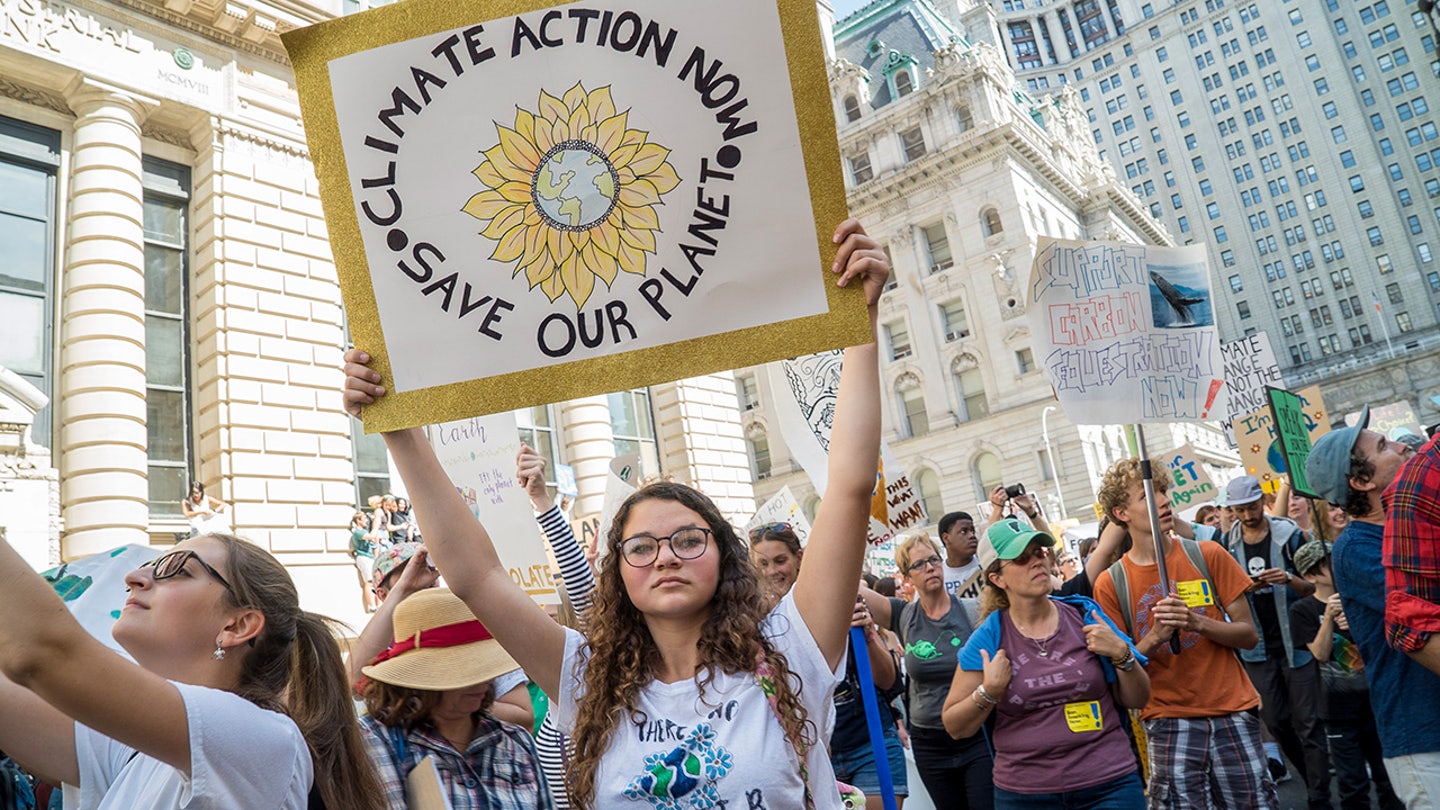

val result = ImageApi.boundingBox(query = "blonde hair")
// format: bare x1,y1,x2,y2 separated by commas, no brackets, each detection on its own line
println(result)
977,559,1009,619
1096,458,1169,526
894,532,942,575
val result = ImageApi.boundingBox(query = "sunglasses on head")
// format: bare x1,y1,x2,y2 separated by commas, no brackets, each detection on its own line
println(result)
749,522,794,538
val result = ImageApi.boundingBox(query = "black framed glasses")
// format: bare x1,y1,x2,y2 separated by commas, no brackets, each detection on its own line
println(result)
142,550,238,599
620,528,713,568
906,555,943,573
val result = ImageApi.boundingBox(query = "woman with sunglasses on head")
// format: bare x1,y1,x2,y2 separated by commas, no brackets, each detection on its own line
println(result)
862,532,995,809
343,219,887,809
0,534,384,809
942,520,1150,810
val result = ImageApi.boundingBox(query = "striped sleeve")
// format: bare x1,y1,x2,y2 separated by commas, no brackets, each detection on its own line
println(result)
537,505,596,623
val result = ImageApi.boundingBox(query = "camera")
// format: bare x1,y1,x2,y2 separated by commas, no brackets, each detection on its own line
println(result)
1004,483,1026,500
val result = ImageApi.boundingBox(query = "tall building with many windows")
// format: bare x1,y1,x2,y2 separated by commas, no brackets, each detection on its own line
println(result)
990,0,1440,419
734,0,1238,534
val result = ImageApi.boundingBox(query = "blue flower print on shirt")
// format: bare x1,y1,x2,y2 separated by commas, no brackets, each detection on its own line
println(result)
624,723,732,809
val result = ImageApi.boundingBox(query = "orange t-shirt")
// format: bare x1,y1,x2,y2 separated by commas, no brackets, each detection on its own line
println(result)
1094,539,1260,721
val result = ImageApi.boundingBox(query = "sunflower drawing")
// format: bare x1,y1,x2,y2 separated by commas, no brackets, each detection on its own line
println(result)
462,83,681,309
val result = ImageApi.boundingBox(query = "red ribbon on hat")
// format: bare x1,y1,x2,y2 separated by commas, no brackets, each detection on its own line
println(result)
368,620,495,667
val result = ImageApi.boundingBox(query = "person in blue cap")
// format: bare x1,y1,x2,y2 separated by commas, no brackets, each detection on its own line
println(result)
1305,406,1440,808
943,519,1150,808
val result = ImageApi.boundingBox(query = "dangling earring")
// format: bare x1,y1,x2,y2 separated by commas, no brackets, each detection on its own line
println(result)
213,642,227,661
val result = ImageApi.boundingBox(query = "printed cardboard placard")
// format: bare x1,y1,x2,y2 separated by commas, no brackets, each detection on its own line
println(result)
282,0,865,432
1027,238,1224,425
1234,384,1330,494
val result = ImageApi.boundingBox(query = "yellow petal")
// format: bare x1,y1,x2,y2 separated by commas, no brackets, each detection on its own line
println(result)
524,260,554,286
609,142,641,170
523,207,544,227
616,166,636,185
592,220,621,255
571,228,591,250
595,113,629,154
617,240,646,275
587,86,616,121
551,117,570,145
545,225,570,266
618,178,661,208
583,241,618,285
560,252,596,308
568,103,592,140
537,90,568,124
491,223,527,262
645,160,681,194
628,143,670,176
581,124,598,144
497,125,541,173
562,81,588,113
498,181,532,204
520,223,546,267
620,126,647,148
481,205,525,239
619,219,657,252
483,144,531,183
539,270,567,302
472,160,506,189
461,190,510,221
622,203,660,232
513,107,536,146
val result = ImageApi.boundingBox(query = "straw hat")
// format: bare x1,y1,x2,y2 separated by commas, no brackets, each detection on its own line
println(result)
362,588,518,691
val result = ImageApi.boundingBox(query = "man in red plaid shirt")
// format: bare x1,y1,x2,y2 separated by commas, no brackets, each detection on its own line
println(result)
1384,432,1440,677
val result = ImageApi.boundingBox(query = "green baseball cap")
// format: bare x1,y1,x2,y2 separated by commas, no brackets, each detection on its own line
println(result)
1292,539,1330,577
978,518,1057,569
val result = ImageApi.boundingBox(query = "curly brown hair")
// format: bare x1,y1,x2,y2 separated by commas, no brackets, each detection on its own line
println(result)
567,482,814,808
1096,458,1169,526
359,679,493,730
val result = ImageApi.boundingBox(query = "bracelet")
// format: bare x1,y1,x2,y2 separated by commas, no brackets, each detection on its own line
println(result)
1111,650,1137,672
974,684,999,706
972,692,994,711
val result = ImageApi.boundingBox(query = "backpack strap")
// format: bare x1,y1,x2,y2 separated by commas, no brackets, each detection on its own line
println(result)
1178,538,1212,585
1105,559,1134,638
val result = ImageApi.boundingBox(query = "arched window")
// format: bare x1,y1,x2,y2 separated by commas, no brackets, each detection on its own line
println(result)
896,374,929,438
894,70,914,97
953,357,989,421
916,468,944,523
844,95,862,123
974,452,1003,502
981,207,1004,236
957,105,974,131
745,425,771,479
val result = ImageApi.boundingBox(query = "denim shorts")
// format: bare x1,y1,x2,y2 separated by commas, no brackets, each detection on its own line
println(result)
830,725,909,797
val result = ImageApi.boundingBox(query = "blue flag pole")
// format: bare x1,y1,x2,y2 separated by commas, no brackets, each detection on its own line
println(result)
851,625,898,810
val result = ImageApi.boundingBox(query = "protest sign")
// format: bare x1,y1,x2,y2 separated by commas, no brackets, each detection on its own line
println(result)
1027,238,1224,425
1267,387,1320,499
770,351,926,543
283,0,866,432
431,413,558,604
1216,332,1284,447
44,544,162,652
1346,400,1422,439
1235,384,1330,494
1164,443,1216,508
747,485,812,545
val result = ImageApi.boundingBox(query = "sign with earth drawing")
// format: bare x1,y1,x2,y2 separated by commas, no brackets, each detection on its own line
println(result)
284,0,863,431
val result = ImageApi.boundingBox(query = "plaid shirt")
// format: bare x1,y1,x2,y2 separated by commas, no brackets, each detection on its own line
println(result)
1382,437,1440,653
361,712,554,810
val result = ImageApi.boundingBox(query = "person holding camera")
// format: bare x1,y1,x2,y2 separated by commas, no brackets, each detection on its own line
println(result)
984,484,1050,536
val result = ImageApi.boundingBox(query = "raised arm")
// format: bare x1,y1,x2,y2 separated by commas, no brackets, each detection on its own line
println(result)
344,546,441,687
519,443,596,621
790,219,887,670
343,364,567,698
1083,519,1127,589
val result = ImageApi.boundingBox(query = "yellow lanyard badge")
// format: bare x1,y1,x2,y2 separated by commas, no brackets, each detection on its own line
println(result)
1064,701,1103,733
1175,579,1216,608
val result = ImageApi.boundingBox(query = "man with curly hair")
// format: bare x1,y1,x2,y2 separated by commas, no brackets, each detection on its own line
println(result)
1092,458,1276,808
1305,407,1440,807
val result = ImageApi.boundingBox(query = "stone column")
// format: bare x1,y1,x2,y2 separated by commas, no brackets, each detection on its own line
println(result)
559,395,618,520
59,80,156,558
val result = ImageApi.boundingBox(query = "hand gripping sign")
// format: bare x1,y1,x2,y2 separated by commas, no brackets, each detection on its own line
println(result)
283,0,866,432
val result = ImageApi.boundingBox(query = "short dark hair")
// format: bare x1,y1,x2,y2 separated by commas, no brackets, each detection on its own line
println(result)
938,511,974,536
1343,448,1378,519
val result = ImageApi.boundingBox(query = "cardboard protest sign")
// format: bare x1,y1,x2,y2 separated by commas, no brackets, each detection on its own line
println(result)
44,544,162,652
1267,387,1320,499
747,485,812,545
283,0,866,432
1235,384,1330,494
1164,443,1217,508
430,413,558,604
1346,400,1422,439
1217,332,1284,448
1027,238,1224,424
770,351,926,543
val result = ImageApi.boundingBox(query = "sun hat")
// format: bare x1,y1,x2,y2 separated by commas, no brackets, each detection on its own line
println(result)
1304,405,1370,507
373,542,422,588
978,518,1057,569
362,588,518,691
1292,540,1330,577
1224,475,1265,507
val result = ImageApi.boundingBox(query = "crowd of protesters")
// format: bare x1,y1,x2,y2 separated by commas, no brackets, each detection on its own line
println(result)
1,218,1439,809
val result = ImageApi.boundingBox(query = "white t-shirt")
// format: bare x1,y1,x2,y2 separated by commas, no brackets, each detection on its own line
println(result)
75,681,311,809
944,559,983,599
554,593,844,810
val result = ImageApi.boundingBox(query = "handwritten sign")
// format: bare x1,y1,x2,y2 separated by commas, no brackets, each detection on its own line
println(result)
1165,443,1216,507
1216,332,1284,448
748,485,812,545
1346,400,1422,440
1267,387,1320,499
770,351,927,543
283,0,865,432
1235,384,1330,494
430,412,558,604
1027,238,1223,424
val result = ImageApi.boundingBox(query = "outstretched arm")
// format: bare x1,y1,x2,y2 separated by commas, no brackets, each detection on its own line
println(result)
343,367,568,698
344,546,441,687
791,219,887,670
519,443,597,622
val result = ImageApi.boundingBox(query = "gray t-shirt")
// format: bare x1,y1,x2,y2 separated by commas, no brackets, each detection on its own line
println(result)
888,595,976,730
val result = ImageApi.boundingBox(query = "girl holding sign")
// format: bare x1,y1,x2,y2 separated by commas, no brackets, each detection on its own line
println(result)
343,219,888,809
0,534,384,809
942,520,1150,809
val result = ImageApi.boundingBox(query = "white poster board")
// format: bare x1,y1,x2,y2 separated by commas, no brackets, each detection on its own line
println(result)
747,485,813,545
1027,238,1224,424
430,414,559,604
1216,332,1284,447
44,544,163,652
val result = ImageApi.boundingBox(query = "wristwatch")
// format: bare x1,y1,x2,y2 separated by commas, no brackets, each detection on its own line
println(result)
1111,650,1138,672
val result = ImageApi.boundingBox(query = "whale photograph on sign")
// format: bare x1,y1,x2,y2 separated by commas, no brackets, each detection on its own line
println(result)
1147,262,1213,329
